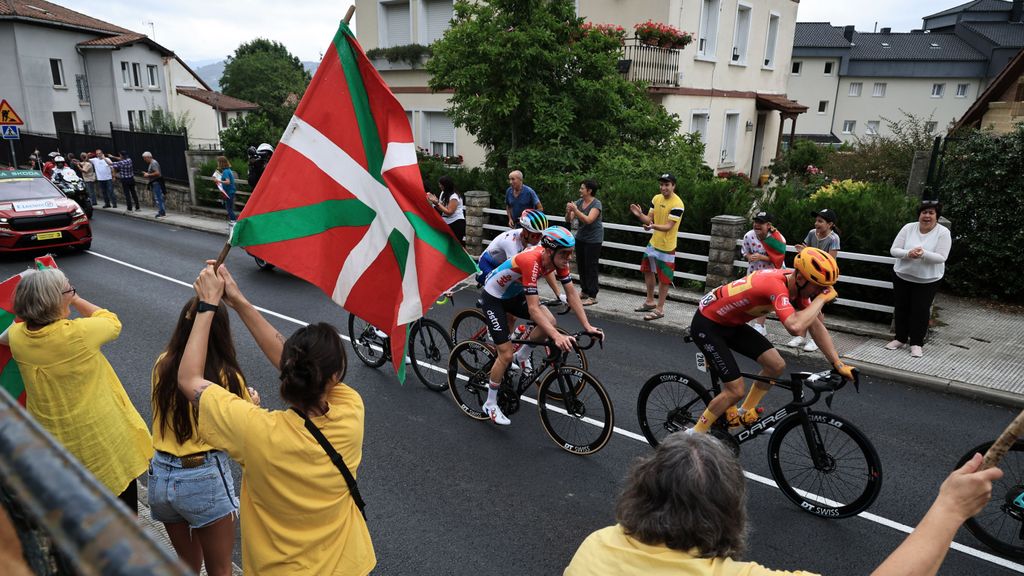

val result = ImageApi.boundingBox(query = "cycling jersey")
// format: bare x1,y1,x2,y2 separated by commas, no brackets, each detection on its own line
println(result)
698,269,810,327
477,229,536,283
482,245,571,300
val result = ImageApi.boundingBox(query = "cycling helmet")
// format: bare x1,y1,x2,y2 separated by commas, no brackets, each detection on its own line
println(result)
793,247,839,287
540,226,575,251
518,209,549,233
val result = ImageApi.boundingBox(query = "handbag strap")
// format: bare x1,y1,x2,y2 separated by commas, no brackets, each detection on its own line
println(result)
291,408,367,519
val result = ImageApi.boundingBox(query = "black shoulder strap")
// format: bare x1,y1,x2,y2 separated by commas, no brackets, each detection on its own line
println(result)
291,408,366,519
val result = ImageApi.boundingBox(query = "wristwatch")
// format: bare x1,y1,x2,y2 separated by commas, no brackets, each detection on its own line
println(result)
197,301,219,313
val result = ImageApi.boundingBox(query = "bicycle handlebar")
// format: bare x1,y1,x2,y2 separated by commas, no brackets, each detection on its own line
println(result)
574,331,604,351
795,368,860,409
539,298,571,315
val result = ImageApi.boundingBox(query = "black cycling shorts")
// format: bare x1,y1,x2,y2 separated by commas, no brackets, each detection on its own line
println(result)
689,312,774,382
480,292,530,345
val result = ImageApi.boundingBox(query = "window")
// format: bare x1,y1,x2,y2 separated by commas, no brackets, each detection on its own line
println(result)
791,60,802,75
698,0,721,58
127,110,135,131
872,82,887,97
131,63,142,88
956,83,969,98
138,110,147,129
817,100,828,114
848,82,862,97
925,121,938,133
147,65,159,88
424,111,455,157
221,111,229,127
866,120,880,135
82,120,94,134
721,112,739,165
49,58,65,87
423,0,454,45
380,1,411,48
842,120,856,134
690,111,710,144
731,3,751,65
121,62,130,88
823,61,833,75
763,13,780,68
75,74,90,102
931,83,945,98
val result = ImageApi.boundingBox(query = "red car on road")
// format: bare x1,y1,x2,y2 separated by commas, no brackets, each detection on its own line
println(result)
0,170,91,252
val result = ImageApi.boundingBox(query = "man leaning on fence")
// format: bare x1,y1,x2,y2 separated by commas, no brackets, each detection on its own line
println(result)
142,152,166,218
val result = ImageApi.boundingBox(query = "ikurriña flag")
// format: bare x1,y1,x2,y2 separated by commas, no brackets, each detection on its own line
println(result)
229,21,476,382
763,228,787,269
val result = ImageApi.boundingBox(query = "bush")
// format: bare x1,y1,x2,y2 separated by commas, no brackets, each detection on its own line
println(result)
219,113,280,159
942,124,1024,302
822,110,939,190
194,157,250,209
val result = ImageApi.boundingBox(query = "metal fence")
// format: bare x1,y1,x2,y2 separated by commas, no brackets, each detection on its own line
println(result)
482,207,895,314
621,37,681,87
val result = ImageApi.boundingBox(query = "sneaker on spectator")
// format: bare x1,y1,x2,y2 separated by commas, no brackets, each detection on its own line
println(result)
753,323,767,336
910,345,923,358
884,339,905,350
786,336,805,348
482,400,510,425
802,340,819,352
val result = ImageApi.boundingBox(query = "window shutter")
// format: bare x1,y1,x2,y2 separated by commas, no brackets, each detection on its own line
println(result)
424,0,454,45
384,3,411,47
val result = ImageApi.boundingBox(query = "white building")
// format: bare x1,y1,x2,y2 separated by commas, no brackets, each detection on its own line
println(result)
356,0,806,178
164,57,258,149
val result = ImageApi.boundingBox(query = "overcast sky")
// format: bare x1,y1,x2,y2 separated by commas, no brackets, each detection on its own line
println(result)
56,0,950,64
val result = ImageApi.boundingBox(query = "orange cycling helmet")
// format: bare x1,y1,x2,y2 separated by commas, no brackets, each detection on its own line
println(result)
793,247,839,287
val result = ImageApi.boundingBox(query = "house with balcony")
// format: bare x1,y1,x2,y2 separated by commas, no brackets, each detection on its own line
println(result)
357,0,805,178
0,0,256,147
787,0,1024,144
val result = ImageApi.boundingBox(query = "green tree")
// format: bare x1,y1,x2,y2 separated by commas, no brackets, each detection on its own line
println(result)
219,113,279,159
427,0,679,174
220,38,311,130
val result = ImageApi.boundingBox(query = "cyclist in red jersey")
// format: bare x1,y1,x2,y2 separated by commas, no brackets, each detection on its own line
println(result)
690,247,856,432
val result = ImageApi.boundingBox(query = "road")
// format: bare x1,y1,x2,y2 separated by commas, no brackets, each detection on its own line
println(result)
2,211,1021,575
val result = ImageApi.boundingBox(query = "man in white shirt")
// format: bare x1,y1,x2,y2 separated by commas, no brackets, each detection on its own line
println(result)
89,149,115,209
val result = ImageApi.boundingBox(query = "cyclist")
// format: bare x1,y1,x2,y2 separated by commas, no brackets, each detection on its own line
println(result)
478,226,602,425
477,210,564,300
690,247,856,433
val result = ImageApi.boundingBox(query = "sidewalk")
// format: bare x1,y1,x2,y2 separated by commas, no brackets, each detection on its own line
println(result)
110,205,1024,408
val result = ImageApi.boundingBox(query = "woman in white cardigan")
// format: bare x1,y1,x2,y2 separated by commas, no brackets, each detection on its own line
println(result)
886,201,951,358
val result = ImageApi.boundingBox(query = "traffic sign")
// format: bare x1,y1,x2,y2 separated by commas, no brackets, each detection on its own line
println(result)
0,100,24,125
1,126,18,140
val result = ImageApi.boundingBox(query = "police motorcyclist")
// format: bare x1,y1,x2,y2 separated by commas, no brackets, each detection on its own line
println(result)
247,143,274,191
50,156,77,183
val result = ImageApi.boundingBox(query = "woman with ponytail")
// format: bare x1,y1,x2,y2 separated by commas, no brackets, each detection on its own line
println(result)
150,299,256,576
177,262,375,576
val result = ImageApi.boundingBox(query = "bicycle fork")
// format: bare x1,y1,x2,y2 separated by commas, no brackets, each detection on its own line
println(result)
797,415,835,471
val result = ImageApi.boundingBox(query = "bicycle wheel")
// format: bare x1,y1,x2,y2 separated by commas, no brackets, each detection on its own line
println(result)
959,440,1024,558
768,411,883,519
450,308,490,345
447,340,495,421
408,319,451,392
347,313,388,368
636,372,711,448
537,366,614,455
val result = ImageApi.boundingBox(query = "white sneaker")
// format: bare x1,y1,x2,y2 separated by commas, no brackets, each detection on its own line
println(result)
753,323,767,336
482,401,510,425
909,345,923,358
786,336,805,347
802,340,819,352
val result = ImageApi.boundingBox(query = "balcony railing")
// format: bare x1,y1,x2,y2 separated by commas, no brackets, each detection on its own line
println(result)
620,37,681,87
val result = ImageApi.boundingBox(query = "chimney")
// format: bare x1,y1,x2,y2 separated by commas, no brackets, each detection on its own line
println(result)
1013,0,1023,23
880,27,891,34
843,25,855,42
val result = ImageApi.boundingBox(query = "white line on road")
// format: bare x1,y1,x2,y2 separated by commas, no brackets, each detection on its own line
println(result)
87,249,1024,574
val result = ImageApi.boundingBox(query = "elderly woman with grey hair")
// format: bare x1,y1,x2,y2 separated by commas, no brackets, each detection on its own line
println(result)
566,432,1000,576
4,268,151,513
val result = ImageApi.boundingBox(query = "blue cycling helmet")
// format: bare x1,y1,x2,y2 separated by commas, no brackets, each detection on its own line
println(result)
518,209,549,233
540,226,575,251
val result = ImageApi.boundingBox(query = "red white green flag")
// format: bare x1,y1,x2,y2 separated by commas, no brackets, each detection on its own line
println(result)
763,228,787,269
230,21,476,381
0,272,26,406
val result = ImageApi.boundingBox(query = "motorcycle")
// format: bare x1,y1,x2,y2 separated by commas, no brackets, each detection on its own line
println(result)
52,171,93,219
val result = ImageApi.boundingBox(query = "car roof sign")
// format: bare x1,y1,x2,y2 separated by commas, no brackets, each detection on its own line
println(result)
0,170,43,179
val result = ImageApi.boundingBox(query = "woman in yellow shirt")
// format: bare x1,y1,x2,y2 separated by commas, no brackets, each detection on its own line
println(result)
150,298,257,576
177,263,376,576
7,268,150,513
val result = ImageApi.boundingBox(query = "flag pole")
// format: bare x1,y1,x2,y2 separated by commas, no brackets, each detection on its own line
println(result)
983,409,1024,470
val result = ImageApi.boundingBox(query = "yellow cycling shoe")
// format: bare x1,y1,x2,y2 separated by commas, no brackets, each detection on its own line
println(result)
725,406,760,427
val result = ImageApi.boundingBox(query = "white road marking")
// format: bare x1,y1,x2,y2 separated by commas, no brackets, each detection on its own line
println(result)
87,249,1024,573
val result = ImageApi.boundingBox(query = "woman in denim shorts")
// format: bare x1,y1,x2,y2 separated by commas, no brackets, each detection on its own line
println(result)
149,298,259,576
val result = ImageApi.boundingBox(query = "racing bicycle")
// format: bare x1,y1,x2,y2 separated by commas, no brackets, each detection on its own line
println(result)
347,313,452,392
636,330,882,519
447,332,613,455
955,439,1024,558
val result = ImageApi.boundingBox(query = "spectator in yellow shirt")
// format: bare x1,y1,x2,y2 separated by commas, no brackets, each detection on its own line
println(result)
178,263,375,576
6,268,150,513
629,173,685,321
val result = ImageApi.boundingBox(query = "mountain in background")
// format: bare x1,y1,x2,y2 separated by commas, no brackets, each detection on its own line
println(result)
189,60,320,92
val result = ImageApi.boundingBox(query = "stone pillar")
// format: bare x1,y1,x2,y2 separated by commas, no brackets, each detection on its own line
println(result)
705,215,747,291
464,190,490,257
905,149,930,198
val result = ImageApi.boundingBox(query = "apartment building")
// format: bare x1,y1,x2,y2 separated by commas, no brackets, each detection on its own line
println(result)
787,0,1024,143
357,0,805,178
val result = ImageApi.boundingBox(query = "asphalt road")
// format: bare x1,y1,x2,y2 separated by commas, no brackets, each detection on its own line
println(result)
2,211,1021,575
